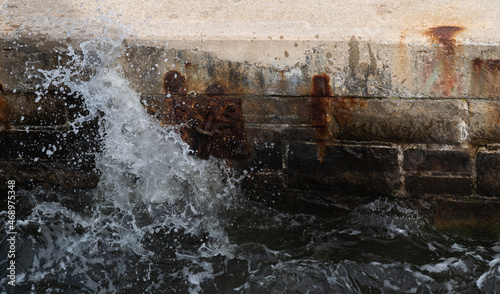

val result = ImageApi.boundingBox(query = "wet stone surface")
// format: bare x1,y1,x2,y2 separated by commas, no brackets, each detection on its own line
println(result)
287,143,400,197
469,100,500,145
0,161,99,190
476,151,500,197
403,149,471,173
0,90,100,190
405,175,473,197
434,198,500,238
0,92,67,128
331,99,467,144
244,127,283,170
1,35,500,235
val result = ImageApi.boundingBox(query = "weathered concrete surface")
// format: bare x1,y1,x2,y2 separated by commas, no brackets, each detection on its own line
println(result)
469,101,500,145
1,0,500,235
1,0,500,98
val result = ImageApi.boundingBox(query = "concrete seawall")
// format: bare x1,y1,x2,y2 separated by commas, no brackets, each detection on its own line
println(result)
1,0,500,236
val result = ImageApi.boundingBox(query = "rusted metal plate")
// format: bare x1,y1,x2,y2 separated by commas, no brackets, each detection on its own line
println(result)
167,96,251,160
147,70,252,160
310,74,334,163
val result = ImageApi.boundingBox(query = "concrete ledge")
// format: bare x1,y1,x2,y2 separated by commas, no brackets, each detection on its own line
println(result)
2,41,499,102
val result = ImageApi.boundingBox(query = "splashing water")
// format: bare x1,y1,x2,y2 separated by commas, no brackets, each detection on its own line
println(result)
37,22,239,212
1,20,241,293
1,16,500,294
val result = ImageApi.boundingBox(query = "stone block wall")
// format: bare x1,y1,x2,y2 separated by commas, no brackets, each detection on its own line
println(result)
142,93,500,207
1,33,500,234
0,91,99,190
234,95,499,199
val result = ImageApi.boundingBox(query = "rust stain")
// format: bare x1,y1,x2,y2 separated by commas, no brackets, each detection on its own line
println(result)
471,58,500,98
472,58,484,71
423,26,465,97
0,94,10,130
143,96,176,126
425,26,464,54
312,74,331,97
172,96,251,160
331,97,367,128
163,70,187,95
396,32,410,91
310,74,333,163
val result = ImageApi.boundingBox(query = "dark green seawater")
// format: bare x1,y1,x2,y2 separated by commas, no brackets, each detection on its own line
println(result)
1,191,499,293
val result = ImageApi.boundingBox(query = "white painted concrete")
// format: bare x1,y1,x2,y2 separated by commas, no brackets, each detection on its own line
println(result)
1,0,499,68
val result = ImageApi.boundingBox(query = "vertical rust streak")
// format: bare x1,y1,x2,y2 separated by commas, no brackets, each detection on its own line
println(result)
0,94,11,130
471,58,484,96
424,26,464,96
310,74,332,163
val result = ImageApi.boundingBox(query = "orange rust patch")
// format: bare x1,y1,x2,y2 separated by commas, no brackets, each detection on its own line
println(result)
163,70,187,95
424,26,465,97
471,58,500,98
472,58,484,70
425,26,464,54
310,74,333,163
